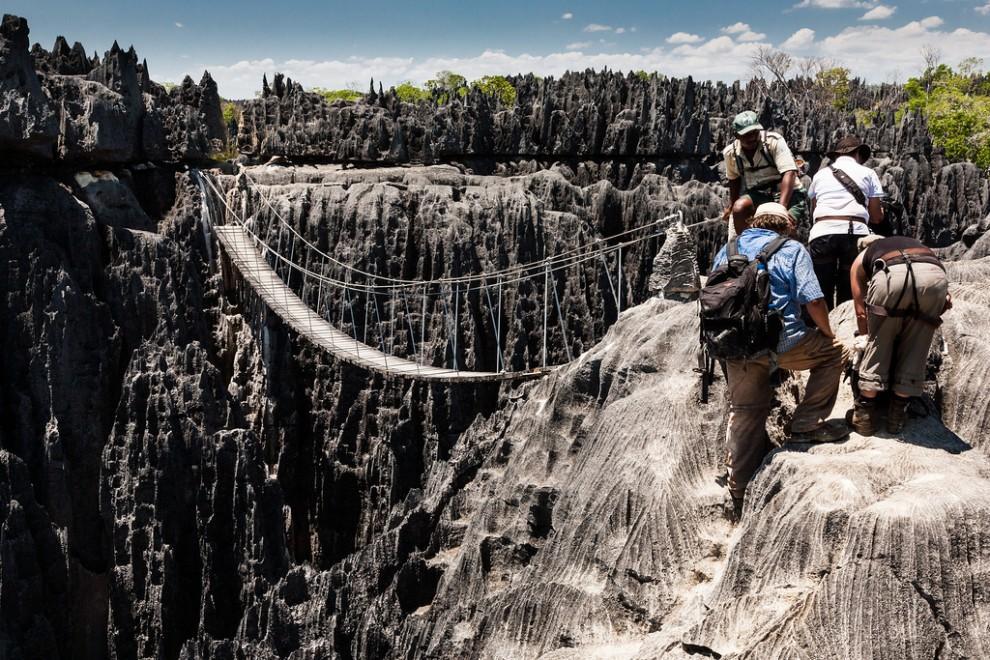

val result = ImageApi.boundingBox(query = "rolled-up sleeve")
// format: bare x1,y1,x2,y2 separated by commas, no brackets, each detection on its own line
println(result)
792,247,824,304
724,145,740,181
771,139,798,174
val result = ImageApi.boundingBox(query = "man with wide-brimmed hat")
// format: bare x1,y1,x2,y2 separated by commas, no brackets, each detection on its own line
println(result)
722,110,807,236
807,134,885,309
710,202,850,518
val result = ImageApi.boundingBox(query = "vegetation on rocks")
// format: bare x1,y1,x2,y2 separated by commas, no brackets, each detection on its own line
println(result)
394,81,430,103
902,57,990,169
470,74,517,105
311,87,364,103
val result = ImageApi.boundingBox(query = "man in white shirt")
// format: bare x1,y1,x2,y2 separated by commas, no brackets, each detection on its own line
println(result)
807,135,884,309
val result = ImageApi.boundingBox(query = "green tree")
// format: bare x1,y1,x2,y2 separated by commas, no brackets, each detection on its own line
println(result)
471,75,517,106
426,71,469,103
310,87,364,103
814,66,851,110
902,58,990,169
394,81,430,103
221,101,238,125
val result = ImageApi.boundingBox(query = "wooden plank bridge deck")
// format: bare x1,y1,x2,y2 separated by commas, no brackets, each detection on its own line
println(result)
214,225,548,383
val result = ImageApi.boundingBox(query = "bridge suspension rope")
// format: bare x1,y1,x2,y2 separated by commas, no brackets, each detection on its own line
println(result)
195,169,718,381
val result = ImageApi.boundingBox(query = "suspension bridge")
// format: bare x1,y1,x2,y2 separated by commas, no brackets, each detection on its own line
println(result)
195,170,703,383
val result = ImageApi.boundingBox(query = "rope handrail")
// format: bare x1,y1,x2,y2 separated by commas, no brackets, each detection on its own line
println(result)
198,171,716,295
236,170,691,287
196,168,722,380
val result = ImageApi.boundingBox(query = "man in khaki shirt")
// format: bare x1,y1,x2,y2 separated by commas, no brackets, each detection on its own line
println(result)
722,111,807,235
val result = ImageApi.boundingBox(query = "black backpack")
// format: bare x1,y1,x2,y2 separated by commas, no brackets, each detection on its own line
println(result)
697,236,791,399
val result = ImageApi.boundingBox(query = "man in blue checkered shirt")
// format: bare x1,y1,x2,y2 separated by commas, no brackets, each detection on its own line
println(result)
712,203,851,515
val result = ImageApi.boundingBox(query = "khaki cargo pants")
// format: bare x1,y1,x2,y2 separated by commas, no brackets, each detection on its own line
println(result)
859,262,948,397
726,330,850,499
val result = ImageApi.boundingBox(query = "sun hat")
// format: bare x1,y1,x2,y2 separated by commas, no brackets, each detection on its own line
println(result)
753,202,791,222
828,135,872,161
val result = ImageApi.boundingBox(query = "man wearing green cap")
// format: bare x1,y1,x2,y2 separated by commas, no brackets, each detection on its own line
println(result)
723,110,806,236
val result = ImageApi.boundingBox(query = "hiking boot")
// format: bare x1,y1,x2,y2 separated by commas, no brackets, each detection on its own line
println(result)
845,397,877,436
887,396,910,434
789,419,850,444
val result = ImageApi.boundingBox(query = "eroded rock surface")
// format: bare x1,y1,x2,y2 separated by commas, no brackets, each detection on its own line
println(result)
0,14,225,163
2,12,990,660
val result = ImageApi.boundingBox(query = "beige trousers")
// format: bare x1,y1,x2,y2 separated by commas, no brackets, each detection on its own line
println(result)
859,262,948,397
725,330,850,499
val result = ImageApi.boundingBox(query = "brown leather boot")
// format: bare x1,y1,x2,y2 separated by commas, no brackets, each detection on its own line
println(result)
887,395,910,434
846,397,877,436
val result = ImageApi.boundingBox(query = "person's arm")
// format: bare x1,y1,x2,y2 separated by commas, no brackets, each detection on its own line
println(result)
804,298,834,338
867,197,884,225
778,170,796,208
810,197,817,215
728,178,741,207
866,171,884,225
850,251,869,335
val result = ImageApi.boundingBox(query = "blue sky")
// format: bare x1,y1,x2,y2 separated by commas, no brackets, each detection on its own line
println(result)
8,0,990,98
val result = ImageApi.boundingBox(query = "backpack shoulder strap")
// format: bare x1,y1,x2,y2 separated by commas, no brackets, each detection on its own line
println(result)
757,236,791,264
726,237,740,258
829,165,867,206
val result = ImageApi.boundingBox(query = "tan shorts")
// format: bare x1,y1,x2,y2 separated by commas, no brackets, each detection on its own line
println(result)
859,263,948,397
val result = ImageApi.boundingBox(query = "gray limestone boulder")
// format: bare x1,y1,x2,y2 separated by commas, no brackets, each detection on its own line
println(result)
649,221,701,301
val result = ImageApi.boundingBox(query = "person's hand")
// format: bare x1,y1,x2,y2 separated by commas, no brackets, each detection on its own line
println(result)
722,206,732,221
943,291,953,314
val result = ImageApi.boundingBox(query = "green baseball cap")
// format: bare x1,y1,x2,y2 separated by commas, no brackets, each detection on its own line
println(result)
732,110,763,136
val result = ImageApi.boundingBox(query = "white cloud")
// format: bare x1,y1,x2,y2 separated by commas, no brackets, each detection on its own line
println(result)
860,5,896,20
738,30,767,41
190,18,990,99
561,12,573,20
794,0,870,7
175,22,184,28
978,4,990,17
630,27,637,33
615,27,626,34
583,23,613,32
780,28,816,50
815,17,978,78
721,22,751,34
666,32,703,44
203,39,767,99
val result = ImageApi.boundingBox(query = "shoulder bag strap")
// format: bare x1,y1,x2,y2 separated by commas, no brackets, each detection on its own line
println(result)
829,165,867,207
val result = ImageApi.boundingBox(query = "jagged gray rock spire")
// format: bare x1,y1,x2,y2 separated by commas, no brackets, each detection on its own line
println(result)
650,220,701,301
0,14,225,162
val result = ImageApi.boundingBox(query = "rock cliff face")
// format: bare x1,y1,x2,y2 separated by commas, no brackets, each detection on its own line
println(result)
3,12,990,660
0,15,225,163
236,71,990,246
